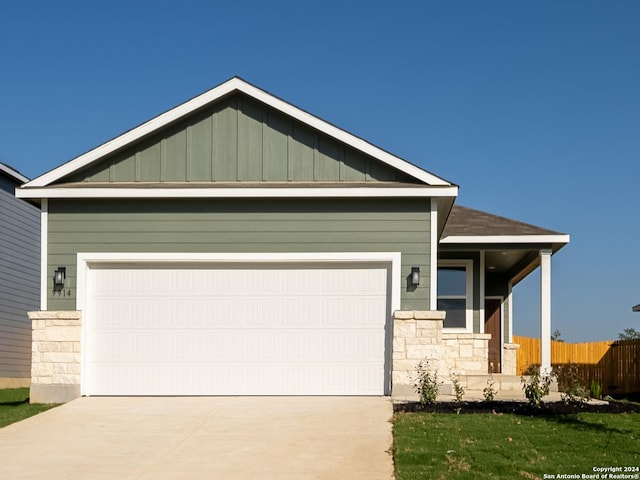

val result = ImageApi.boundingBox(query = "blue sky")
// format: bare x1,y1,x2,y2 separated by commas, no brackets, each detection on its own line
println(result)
1,1,638,341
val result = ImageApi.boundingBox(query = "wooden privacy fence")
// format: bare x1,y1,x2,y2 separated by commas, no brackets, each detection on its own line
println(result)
514,336,640,395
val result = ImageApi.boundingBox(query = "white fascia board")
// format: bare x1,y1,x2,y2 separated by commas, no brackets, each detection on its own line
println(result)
40,199,48,310
77,250,402,264
25,77,452,188
16,185,459,199
1,163,29,184
440,234,570,245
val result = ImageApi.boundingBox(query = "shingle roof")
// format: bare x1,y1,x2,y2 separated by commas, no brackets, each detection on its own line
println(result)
442,205,565,237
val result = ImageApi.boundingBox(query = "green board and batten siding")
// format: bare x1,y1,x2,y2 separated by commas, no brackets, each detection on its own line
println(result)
47,198,432,311
65,94,415,184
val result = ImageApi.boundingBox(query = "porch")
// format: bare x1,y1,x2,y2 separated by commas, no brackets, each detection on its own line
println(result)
438,205,570,378
390,205,570,398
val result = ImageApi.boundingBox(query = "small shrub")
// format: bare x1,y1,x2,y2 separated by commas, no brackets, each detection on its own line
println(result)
521,365,552,407
590,380,602,399
554,363,589,405
413,360,442,405
560,386,590,405
450,371,465,402
483,378,497,402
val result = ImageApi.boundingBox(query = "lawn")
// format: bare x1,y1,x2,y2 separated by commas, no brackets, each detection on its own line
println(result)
0,388,57,428
394,411,640,480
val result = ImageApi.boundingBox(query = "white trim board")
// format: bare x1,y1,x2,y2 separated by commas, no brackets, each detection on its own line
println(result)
17,185,459,200
22,77,453,189
479,251,485,334
441,234,570,245
507,282,513,344
40,199,48,310
429,199,438,310
436,259,474,334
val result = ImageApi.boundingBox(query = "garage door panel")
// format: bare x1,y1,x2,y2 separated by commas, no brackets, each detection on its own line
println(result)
90,361,385,396
86,263,389,395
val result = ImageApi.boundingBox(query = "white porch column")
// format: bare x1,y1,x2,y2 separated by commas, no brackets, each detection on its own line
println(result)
540,249,552,375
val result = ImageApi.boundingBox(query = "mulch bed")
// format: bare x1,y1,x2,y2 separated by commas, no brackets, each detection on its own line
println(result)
394,399,640,415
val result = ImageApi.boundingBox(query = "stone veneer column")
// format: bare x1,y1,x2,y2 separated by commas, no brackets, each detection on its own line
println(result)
502,343,520,375
392,310,446,397
29,311,82,404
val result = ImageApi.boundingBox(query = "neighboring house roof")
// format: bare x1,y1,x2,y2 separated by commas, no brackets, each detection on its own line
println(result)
0,162,29,184
633,304,640,312
17,77,457,196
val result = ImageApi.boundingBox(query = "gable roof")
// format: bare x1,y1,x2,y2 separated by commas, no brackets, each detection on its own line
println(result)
0,162,29,184
17,77,457,200
441,205,570,245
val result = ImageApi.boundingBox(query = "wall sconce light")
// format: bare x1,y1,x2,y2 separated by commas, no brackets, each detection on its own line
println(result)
53,267,66,290
411,267,420,286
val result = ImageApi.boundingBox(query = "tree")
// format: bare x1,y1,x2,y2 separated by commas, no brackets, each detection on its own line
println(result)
551,329,564,342
618,328,640,341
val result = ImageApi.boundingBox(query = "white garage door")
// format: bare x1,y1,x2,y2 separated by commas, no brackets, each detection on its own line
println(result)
85,263,390,395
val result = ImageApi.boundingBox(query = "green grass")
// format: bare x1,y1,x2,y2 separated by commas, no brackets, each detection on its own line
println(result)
394,412,640,480
0,388,57,428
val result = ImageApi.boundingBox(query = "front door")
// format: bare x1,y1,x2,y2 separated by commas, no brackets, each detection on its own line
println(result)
485,298,502,373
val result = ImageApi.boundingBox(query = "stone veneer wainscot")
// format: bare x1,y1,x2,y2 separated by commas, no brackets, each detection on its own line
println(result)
392,310,493,398
29,311,82,403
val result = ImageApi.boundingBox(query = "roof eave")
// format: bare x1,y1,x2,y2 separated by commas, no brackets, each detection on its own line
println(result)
15,185,459,200
440,233,570,286
0,163,29,184
440,234,570,246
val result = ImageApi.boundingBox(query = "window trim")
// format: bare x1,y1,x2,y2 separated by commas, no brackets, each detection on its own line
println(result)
437,259,473,333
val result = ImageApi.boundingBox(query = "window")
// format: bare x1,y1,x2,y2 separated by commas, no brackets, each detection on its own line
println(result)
437,261,472,331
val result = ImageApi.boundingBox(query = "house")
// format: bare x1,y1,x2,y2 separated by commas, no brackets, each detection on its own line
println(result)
16,77,569,403
0,163,40,388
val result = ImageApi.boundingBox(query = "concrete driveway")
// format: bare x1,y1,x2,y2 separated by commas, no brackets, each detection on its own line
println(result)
0,396,394,479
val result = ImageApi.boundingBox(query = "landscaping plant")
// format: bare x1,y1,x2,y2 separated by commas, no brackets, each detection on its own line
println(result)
483,378,497,402
554,363,590,405
590,380,602,399
413,360,442,405
450,371,465,403
521,366,552,407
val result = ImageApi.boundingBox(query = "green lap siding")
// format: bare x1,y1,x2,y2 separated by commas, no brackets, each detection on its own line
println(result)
47,198,432,311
